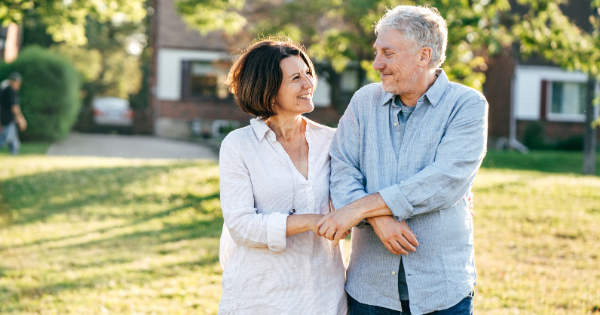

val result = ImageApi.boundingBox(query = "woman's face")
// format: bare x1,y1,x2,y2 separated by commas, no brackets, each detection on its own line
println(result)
273,55,315,116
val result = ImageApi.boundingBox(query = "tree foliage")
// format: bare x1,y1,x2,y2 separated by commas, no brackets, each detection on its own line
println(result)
0,0,147,46
177,0,599,112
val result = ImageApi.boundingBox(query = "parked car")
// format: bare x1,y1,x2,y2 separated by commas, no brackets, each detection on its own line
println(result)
92,97,134,133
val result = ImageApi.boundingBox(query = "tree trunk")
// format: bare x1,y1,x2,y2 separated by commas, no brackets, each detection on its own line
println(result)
583,78,597,175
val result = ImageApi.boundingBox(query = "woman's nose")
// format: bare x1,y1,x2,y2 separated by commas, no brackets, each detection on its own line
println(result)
303,75,315,88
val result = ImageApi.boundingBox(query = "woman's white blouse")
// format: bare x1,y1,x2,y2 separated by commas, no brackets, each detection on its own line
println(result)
218,117,347,315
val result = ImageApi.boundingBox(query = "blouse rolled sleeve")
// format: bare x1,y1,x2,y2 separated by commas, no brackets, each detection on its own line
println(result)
219,138,288,252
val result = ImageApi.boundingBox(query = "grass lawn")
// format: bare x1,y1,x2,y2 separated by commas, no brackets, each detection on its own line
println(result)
0,145,599,314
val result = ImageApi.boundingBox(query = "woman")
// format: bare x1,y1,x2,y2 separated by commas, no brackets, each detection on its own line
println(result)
218,39,347,314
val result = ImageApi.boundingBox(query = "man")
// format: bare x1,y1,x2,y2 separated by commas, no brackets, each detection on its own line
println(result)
316,5,488,315
0,72,27,155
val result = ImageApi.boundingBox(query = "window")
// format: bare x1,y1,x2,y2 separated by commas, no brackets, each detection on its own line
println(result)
181,60,229,100
547,81,587,121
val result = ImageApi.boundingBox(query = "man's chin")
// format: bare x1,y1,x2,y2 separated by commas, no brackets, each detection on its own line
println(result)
381,82,400,95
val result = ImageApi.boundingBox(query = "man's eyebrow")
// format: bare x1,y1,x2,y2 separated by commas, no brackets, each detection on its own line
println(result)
373,44,393,51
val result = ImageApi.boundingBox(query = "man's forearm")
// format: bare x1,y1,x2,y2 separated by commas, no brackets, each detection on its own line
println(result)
351,193,394,220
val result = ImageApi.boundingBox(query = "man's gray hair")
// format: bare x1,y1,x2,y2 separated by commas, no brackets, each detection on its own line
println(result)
375,5,448,68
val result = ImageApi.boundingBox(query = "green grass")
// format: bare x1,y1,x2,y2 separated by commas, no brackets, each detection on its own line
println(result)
0,142,52,156
482,150,600,175
0,146,599,314
0,155,223,314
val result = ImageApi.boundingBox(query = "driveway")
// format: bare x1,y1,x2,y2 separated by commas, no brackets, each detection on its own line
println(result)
46,133,218,160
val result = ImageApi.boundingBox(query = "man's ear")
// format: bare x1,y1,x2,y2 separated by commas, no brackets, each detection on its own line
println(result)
419,47,432,67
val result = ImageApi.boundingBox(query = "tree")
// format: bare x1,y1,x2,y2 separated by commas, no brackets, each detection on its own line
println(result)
177,0,599,171
1,0,147,46
176,0,513,110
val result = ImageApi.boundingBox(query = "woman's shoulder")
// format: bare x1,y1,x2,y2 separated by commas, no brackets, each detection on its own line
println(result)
305,117,336,136
221,125,255,149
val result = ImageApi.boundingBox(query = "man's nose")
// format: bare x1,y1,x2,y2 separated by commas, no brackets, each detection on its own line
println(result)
373,55,384,71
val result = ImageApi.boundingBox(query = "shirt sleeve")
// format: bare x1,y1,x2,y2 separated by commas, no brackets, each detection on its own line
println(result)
329,94,369,211
8,88,18,106
219,136,288,251
378,95,489,220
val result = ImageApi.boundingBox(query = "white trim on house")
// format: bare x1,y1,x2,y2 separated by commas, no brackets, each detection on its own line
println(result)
156,47,331,107
513,65,589,121
157,48,229,101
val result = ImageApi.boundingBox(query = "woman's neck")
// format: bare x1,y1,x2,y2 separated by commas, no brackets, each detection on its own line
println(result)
266,114,304,142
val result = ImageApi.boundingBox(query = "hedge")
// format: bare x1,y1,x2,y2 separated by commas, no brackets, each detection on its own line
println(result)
0,45,81,141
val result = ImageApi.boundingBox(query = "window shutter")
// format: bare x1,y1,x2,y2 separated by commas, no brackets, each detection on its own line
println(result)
540,80,548,120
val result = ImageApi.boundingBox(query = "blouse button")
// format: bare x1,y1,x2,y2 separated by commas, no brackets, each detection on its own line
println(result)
392,271,396,275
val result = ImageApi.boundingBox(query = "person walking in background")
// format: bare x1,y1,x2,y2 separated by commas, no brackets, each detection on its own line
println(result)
0,72,27,155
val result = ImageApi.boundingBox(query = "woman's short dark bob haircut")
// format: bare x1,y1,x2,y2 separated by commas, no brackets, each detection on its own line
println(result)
226,38,317,120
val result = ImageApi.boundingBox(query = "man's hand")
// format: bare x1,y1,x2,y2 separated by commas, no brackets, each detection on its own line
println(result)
17,116,27,132
315,205,362,246
368,216,419,255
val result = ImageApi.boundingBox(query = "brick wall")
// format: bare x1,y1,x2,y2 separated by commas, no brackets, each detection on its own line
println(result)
484,52,514,139
159,99,342,126
517,120,600,141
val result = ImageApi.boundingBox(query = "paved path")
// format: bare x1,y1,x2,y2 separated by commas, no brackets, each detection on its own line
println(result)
47,133,218,160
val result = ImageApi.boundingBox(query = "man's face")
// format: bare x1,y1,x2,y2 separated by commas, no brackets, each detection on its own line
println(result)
372,28,422,96
10,80,21,91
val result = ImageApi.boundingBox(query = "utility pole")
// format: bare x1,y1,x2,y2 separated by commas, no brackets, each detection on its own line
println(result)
583,3,598,175
583,77,597,175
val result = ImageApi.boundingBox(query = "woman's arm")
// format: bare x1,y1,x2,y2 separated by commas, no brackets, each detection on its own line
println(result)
220,136,322,251
286,214,322,236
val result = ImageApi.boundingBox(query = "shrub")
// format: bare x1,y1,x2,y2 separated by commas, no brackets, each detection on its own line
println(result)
555,135,584,151
522,121,546,150
0,46,81,141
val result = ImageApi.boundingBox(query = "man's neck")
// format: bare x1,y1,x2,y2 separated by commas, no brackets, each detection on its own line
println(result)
398,69,439,106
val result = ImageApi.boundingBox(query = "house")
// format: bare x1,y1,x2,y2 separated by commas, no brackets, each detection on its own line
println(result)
485,0,600,150
150,0,341,138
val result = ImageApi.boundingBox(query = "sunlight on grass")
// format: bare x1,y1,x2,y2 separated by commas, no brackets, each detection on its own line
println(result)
0,149,599,314
0,155,223,314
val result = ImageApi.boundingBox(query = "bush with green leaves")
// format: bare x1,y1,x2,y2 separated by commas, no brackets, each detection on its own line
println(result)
0,46,81,141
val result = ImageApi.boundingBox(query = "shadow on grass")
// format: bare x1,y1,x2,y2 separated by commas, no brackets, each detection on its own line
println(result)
0,161,217,226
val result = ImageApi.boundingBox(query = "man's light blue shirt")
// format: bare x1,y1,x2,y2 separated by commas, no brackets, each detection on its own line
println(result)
329,69,488,315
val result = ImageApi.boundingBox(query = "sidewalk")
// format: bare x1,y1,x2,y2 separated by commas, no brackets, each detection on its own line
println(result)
46,132,217,160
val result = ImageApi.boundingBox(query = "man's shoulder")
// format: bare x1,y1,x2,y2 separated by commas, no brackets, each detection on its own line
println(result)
446,81,487,105
355,82,386,98
350,83,389,110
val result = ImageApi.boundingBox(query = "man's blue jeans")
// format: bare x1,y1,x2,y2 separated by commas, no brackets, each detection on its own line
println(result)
0,122,20,155
347,292,474,315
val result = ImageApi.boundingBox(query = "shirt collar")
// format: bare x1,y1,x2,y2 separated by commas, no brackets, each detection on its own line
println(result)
251,116,322,142
379,68,449,108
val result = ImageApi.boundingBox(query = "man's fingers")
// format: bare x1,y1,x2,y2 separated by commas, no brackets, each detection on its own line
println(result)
403,231,419,248
332,239,340,247
315,217,328,235
390,241,408,255
398,236,416,252
383,242,400,255
324,226,336,240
